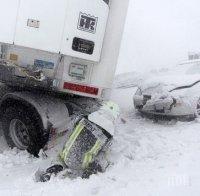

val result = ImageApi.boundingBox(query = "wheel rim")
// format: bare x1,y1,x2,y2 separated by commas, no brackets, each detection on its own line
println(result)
9,119,30,150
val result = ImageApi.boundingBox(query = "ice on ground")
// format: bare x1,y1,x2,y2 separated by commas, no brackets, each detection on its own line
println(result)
1,71,200,196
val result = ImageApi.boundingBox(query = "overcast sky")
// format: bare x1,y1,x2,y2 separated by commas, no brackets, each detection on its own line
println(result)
116,0,200,74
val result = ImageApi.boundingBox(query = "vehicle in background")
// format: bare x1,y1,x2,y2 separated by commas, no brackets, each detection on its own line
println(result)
133,63,200,120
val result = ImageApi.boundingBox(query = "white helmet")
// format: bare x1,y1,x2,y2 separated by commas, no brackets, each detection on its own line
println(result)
88,101,120,136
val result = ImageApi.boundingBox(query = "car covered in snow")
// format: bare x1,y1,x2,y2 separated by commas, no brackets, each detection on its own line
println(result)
133,62,200,120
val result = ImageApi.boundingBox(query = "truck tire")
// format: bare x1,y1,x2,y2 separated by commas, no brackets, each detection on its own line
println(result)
2,105,45,157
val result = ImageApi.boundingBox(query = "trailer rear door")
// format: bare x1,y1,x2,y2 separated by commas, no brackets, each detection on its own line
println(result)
14,0,67,53
60,0,109,62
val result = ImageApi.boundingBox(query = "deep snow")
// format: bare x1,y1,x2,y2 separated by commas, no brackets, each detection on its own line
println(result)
1,73,200,196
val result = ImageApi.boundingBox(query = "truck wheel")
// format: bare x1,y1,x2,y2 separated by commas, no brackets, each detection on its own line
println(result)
2,106,44,157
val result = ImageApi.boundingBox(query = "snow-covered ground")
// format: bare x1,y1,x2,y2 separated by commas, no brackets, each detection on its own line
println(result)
1,72,200,196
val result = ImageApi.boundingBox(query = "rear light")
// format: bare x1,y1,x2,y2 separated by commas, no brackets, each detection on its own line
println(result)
63,82,99,95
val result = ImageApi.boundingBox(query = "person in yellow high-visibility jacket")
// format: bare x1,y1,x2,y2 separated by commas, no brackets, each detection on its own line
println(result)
38,101,120,182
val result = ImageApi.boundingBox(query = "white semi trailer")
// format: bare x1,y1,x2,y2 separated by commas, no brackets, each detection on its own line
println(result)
0,0,129,155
